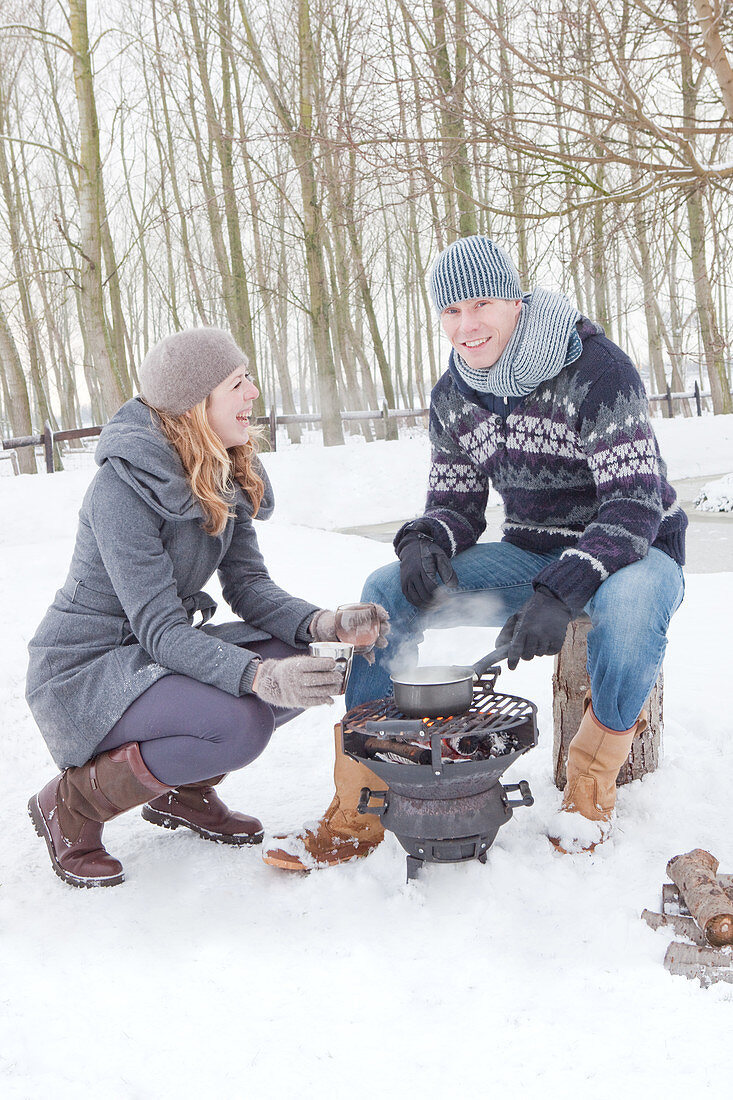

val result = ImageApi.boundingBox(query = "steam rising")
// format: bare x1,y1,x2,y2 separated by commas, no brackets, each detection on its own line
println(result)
386,586,509,679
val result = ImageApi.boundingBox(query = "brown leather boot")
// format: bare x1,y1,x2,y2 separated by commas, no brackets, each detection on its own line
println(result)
262,725,388,871
28,742,170,888
549,704,647,853
141,776,263,845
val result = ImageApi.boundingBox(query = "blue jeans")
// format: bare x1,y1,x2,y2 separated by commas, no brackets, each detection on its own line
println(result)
345,543,684,731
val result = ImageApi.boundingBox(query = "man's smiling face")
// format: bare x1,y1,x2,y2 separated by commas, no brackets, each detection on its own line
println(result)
440,297,522,369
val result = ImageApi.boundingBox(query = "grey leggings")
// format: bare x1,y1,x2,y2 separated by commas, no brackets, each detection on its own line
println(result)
95,638,301,786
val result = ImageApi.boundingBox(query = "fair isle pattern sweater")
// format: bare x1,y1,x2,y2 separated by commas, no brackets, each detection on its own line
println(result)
401,323,687,614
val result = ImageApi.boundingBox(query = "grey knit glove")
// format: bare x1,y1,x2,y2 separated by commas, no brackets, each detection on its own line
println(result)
308,610,339,641
309,604,390,664
252,655,343,708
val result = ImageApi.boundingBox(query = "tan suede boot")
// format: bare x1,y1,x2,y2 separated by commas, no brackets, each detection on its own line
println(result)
262,725,388,871
549,704,647,853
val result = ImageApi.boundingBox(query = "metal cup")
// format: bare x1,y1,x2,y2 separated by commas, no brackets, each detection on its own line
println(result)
308,641,354,695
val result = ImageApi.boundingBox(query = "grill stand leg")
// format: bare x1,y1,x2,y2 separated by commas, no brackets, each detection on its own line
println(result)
406,855,424,883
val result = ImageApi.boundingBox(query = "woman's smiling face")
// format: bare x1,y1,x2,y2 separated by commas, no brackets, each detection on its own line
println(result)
440,297,522,369
206,364,259,448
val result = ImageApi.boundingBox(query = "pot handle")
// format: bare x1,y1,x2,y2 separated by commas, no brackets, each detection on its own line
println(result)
472,644,510,678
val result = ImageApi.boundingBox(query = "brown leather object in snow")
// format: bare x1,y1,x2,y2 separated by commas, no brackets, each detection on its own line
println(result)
666,849,733,948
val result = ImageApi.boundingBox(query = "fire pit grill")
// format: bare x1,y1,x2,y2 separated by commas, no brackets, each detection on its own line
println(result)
344,674,535,742
342,668,538,881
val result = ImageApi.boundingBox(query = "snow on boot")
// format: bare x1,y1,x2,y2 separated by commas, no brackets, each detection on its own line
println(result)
142,776,263,845
549,705,646,854
262,725,388,871
28,742,170,888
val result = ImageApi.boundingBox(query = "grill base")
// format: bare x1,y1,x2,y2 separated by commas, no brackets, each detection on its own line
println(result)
360,781,513,880
359,779,534,880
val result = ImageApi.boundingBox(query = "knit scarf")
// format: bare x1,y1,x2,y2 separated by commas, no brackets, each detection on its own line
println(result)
452,288,582,397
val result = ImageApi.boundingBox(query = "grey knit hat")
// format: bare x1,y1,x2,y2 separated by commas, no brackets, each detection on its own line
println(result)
429,236,522,312
139,327,247,415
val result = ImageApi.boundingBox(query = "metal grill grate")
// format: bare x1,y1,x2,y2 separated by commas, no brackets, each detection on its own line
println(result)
343,676,535,741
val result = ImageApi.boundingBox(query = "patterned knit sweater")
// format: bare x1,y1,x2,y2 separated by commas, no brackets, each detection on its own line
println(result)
397,321,687,614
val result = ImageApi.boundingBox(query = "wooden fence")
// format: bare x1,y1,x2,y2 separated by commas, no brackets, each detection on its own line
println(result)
1,405,430,473
0,382,713,474
647,380,710,417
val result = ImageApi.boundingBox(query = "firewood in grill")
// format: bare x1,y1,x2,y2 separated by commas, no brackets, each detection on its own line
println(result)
447,733,519,759
666,849,733,948
362,736,430,765
452,735,482,757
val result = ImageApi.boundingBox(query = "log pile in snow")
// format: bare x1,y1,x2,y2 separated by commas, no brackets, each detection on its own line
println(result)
642,850,733,987
666,849,733,947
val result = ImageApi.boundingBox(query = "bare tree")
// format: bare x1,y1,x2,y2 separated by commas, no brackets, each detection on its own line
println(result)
237,0,344,444
68,0,130,413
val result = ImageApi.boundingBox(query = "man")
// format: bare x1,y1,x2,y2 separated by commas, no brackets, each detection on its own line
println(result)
264,235,686,870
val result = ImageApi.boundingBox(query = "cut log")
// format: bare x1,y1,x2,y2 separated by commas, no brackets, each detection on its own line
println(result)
663,875,733,915
641,908,706,946
552,616,663,790
666,850,733,947
664,940,733,986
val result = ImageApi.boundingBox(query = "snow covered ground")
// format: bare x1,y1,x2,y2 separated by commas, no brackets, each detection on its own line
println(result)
2,416,733,1098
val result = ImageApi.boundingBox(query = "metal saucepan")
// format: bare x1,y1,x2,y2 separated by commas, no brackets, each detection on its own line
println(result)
390,645,510,718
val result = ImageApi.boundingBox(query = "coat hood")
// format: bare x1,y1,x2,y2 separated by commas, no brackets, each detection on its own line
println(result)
95,397,274,521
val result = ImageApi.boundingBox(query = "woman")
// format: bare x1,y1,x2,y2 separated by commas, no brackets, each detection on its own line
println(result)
26,327,387,888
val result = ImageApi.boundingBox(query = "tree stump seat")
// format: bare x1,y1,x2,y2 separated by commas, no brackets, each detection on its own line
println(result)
552,614,663,790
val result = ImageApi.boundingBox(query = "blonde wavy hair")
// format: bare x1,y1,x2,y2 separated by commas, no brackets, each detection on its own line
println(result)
151,399,266,535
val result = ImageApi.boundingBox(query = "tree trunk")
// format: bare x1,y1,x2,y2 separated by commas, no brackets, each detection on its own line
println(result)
240,145,302,441
552,618,663,790
430,0,477,240
395,1,446,248
677,0,733,414
685,185,732,413
183,0,257,374
238,0,343,445
0,303,36,474
628,190,671,412
149,0,210,326
693,0,733,119
0,80,62,467
496,0,529,279
69,0,128,415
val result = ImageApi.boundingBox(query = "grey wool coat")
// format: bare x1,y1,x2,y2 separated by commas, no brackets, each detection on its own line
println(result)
27,398,320,769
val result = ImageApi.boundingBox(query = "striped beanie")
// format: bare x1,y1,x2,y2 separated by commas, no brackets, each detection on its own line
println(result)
429,236,522,312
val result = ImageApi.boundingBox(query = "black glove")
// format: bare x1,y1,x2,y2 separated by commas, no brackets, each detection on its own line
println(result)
398,533,458,609
496,585,572,670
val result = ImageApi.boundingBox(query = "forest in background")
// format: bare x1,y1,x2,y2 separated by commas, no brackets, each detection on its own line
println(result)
1,0,732,472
